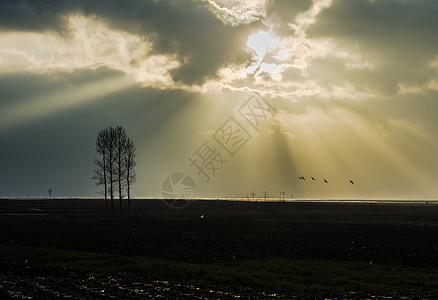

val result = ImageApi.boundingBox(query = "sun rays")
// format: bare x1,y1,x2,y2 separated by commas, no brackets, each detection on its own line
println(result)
0,72,134,131
1,1,438,199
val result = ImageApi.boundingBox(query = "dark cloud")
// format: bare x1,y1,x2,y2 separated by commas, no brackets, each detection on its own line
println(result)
0,0,259,85
283,54,438,131
0,0,69,32
310,0,438,54
79,0,259,84
266,0,313,36
308,0,438,92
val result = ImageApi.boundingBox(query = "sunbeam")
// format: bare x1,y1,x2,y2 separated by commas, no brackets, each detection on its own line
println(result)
0,72,134,130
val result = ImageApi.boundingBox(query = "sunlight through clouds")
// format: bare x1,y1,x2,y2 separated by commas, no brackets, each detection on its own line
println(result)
203,0,268,25
290,0,333,36
0,15,179,88
0,72,133,130
267,105,438,199
247,31,281,61
216,0,373,101
0,48,37,73
1,0,438,199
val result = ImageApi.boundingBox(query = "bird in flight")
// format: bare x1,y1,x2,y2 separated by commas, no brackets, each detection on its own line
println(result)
298,176,306,180
350,180,354,184
324,179,328,183
311,177,316,181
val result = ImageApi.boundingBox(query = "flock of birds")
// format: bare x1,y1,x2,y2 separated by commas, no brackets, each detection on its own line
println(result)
298,176,355,185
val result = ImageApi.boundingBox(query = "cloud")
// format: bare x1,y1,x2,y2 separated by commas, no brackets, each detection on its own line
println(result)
202,0,268,26
0,0,69,33
0,0,341,96
0,15,180,88
225,0,438,105
265,0,313,35
308,0,438,94
3,0,437,98
0,0,260,87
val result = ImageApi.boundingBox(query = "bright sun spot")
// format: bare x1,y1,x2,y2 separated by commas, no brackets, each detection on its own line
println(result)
245,31,291,79
246,31,281,60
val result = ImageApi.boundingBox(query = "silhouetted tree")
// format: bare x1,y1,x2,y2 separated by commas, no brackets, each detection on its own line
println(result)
93,127,117,209
47,188,52,199
280,191,285,202
93,128,110,209
93,157,106,207
263,191,268,201
93,126,136,211
124,138,136,211
108,127,117,209
114,126,127,211
250,190,256,202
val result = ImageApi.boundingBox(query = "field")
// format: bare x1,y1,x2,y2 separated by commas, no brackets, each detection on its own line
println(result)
1,198,438,299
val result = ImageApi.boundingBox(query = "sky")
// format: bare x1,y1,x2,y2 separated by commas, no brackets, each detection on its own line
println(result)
1,0,438,200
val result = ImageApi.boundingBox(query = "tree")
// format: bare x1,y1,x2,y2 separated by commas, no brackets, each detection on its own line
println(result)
108,127,117,208
263,191,268,201
124,138,136,211
92,157,107,208
93,128,110,210
250,190,256,202
280,191,285,202
47,188,52,199
114,126,127,211
93,126,136,211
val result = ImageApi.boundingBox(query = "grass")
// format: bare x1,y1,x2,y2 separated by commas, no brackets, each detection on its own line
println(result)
1,245,437,293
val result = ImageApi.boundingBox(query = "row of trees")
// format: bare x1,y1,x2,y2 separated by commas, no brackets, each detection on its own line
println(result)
93,126,136,211
248,190,288,202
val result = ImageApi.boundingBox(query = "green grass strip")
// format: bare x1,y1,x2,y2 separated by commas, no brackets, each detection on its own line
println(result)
1,245,437,293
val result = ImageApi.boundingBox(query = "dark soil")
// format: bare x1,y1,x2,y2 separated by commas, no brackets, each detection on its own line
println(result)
1,199,438,299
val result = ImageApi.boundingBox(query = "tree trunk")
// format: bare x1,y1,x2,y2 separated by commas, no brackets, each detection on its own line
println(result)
102,150,108,210
109,128,116,211
127,176,131,212
109,145,114,211
118,150,123,212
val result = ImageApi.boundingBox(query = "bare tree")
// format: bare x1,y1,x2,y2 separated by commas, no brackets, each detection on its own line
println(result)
93,128,110,210
250,190,256,202
93,126,136,212
115,126,128,211
263,191,268,201
92,157,106,208
93,127,117,210
108,127,117,209
280,191,285,202
124,138,136,211
47,188,52,199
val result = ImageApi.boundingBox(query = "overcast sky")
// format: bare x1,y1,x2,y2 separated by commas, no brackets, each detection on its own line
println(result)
1,0,438,200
